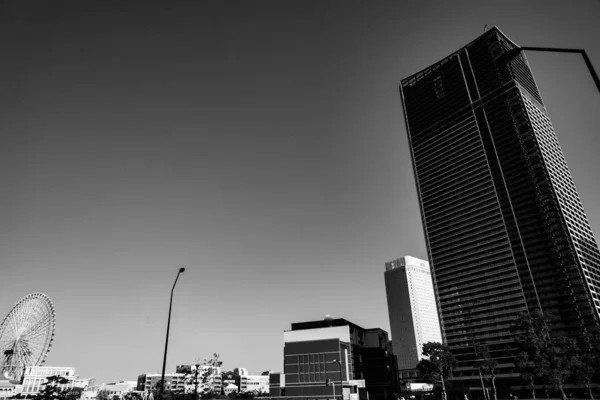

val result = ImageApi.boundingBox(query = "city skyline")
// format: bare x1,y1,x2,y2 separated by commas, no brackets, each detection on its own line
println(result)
1,1,600,385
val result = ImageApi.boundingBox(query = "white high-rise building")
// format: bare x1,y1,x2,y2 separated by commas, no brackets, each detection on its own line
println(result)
384,256,442,379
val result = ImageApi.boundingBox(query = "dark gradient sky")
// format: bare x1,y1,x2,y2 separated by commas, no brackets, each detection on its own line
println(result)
1,0,600,385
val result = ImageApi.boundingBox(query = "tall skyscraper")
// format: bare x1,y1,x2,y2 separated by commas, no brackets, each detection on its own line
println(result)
399,26,600,375
384,256,442,380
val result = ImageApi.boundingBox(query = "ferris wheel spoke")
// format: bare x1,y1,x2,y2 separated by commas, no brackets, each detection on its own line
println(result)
24,301,45,331
21,339,44,361
14,299,28,333
22,316,52,341
18,340,36,366
19,337,40,354
14,301,30,336
0,341,15,354
21,297,41,333
21,332,52,352
6,312,20,340
19,298,38,333
22,315,50,334
19,334,47,358
18,345,34,367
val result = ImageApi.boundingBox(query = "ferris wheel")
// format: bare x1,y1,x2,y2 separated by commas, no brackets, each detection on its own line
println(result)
0,293,56,383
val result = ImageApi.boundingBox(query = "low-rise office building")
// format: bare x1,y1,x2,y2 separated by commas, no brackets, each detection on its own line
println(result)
221,371,243,394
18,366,94,396
276,317,398,400
245,375,269,393
0,381,15,398
138,374,186,392
174,365,222,394
98,381,137,397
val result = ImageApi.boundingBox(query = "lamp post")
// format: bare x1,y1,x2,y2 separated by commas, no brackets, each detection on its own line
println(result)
496,46,600,94
332,359,343,400
159,267,185,400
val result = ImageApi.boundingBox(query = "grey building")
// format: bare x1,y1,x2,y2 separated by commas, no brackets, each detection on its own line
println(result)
399,26,600,379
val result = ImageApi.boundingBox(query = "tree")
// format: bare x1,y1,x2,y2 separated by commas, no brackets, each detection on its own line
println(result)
474,344,498,400
570,328,600,399
96,390,111,400
511,311,579,400
540,335,578,400
416,342,457,400
34,375,70,400
570,353,596,399
512,349,540,400
63,387,84,400
183,354,223,400
151,380,184,400
123,392,143,400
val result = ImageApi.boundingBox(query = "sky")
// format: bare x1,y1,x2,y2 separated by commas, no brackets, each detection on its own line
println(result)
1,0,600,386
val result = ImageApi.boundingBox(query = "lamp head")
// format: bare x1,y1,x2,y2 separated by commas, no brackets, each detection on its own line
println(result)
496,47,523,64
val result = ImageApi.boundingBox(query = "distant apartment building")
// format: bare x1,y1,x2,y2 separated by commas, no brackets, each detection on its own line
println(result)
98,381,137,397
278,317,398,400
174,365,223,394
138,373,186,392
384,256,442,380
221,371,244,394
245,375,269,393
18,366,95,396
228,369,268,393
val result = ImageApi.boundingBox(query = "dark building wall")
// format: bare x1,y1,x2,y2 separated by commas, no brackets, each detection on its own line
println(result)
400,26,600,373
269,373,282,397
285,320,401,399
359,347,400,400
283,339,350,397
136,375,146,391
175,365,191,374
384,267,420,373
221,371,241,392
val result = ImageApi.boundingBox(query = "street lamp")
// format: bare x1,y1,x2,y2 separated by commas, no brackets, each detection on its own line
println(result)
496,46,600,94
332,359,343,400
159,267,186,400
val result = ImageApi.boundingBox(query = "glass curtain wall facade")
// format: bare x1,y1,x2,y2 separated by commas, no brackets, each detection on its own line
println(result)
399,26,600,375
